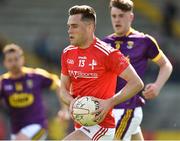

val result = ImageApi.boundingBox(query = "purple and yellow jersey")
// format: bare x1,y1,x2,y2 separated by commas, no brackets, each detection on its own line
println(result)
0,67,60,134
103,28,162,109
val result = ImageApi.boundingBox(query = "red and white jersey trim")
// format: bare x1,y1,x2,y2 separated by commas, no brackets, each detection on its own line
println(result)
63,45,78,53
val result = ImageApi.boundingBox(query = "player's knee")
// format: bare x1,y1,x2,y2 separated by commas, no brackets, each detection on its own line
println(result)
15,132,30,140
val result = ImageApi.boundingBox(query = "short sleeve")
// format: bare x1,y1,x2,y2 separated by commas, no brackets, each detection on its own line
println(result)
35,68,60,90
146,35,162,62
61,52,69,75
106,50,129,75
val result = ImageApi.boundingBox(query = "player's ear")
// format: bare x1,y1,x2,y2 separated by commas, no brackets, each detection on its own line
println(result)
130,12,134,22
3,55,8,68
3,59,7,68
21,55,25,65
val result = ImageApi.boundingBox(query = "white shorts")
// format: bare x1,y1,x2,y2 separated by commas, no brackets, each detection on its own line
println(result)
76,124,115,141
11,124,47,140
113,107,143,141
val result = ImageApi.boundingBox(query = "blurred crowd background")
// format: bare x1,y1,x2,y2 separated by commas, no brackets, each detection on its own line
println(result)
0,0,180,140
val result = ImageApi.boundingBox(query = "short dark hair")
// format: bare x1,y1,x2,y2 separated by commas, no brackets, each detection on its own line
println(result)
110,0,134,12
3,44,23,58
69,5,96,24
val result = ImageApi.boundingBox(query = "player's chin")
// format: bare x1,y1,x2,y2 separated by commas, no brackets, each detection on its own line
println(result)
69,41,75,45
115,29,122,35
70,40,77,46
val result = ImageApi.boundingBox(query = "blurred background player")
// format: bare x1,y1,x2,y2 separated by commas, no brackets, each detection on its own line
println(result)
0,44,62,140
60,5,144,140
103,0,173,140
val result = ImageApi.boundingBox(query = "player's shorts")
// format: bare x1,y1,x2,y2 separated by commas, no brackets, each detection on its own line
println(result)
75,124,115,141
113,107,143,141
11,124,47,140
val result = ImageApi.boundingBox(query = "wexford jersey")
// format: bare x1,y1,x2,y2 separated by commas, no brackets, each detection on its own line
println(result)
0,67,59,134
61,38,129,128
103,28,162,109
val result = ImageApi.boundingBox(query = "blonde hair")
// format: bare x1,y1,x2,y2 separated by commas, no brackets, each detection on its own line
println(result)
3,44,23,58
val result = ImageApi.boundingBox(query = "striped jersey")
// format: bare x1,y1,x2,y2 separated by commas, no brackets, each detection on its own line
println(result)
61,37,129,128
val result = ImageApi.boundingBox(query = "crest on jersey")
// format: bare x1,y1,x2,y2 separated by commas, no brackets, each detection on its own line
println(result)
15,83,23,91
26,80,33,89
127,41,134,49
115,41,122,49
89,59,97,70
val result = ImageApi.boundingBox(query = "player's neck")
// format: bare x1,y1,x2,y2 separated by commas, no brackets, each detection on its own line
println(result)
115,28,131,37
10,68,24,79
78,35,94,49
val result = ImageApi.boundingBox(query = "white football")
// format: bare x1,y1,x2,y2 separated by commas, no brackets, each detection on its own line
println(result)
72,96,99,126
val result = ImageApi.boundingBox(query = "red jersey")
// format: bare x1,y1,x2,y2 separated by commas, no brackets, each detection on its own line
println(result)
61,38,129,128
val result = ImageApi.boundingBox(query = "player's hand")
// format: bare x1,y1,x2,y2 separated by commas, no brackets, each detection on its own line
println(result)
58,108,71,121
91,97,114,124
69,95,81,120
142,83,160,99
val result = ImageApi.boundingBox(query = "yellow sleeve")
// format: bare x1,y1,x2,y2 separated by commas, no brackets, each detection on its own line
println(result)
35,68,60,90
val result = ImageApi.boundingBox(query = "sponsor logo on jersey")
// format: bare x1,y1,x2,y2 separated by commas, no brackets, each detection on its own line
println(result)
67,59,74,64
78,56,87,60
68,70,98,79
9,93,34,108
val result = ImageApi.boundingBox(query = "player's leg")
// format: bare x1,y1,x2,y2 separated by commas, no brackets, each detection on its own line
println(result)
64,125,115,140
63,130,91,140
11,133,29,140
132,131,144,141
11,124,47,140
13,132,29,140
113,107,143,141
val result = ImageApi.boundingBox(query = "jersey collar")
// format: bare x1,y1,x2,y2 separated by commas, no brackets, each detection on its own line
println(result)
114,27,135,37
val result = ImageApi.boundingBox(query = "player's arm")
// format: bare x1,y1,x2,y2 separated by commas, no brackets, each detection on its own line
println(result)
60,73,74,106
60,73,80,119
35,68,64,103
143,51,173,99
110,64,144,106
93,64,144,123
92,50,144,123
142,35,173,99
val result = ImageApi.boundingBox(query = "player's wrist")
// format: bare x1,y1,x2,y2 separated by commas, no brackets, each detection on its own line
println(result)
108,97,116,108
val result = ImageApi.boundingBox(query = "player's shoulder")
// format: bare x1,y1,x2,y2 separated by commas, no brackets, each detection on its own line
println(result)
94,38,117,56
130,29,158,42
34,67,54,78
63,45,78,54
144,34,158,44
1,72,11,80
22,67,51,77
103,33,116,42
129,28,146,38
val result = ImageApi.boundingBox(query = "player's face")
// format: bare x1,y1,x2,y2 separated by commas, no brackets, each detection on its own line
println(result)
67,14,90,46
111,7,134,36
4,52,24,73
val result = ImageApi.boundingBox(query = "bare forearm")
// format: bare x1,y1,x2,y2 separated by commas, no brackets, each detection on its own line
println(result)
111,79,144,107
60,89,74,106
155,62,173,90
55,87,68,109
